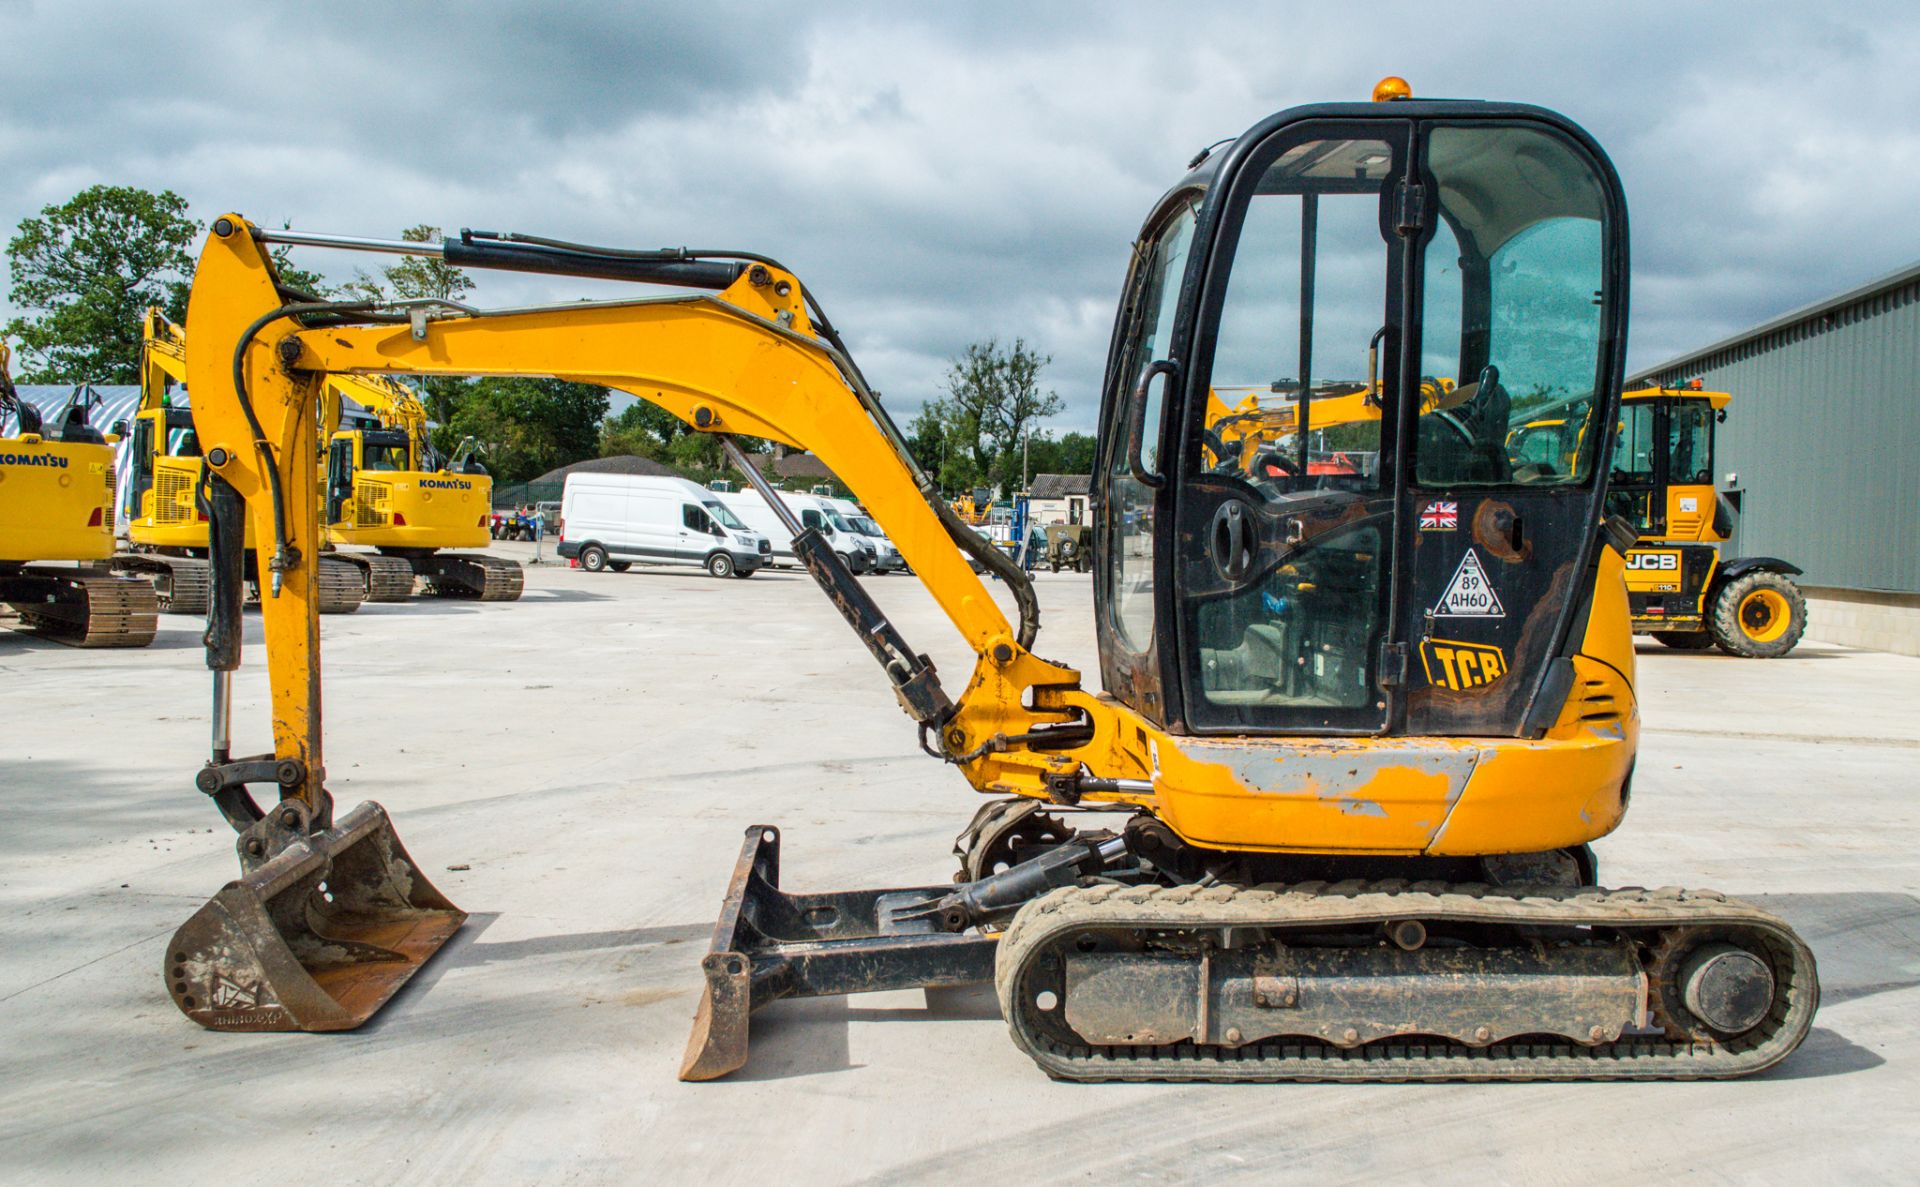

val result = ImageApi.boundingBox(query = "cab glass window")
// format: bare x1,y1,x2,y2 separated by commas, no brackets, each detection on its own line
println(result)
1416,126,1609,486
1606,400,1658,530
1187,135,1398,725
1669,400,1713,485
1105,199,1195,652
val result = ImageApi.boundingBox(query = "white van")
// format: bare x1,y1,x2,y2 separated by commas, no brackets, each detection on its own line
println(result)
710,489,876,573
557,473,770,578
825,496,903,573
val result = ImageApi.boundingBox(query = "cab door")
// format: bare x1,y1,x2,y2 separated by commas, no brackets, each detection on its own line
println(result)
326,436,355,527
1400,121,1627,736
1171,120,1414,736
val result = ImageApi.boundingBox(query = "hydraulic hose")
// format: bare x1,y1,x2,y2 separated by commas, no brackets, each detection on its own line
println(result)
227,298,402,595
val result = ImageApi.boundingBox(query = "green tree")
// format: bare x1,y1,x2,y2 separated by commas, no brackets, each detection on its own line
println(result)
1023,430,1097,478
931,338,1062,490
4,185,199,382
342,225,474,427
267,222,332,297
599,398,689,459
441,378,609,483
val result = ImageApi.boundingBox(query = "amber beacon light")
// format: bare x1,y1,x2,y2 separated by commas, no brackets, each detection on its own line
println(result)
1372,75,1413,102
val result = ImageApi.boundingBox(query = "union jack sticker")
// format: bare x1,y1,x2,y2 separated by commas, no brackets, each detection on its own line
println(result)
1419,500,1458,531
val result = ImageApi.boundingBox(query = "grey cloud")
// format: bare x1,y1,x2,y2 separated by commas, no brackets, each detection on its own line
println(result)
6,2,1920,432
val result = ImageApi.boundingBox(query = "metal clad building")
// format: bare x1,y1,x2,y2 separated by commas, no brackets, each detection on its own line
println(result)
1632,262,1920,655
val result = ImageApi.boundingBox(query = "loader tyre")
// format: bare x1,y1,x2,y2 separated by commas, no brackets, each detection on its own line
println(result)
1710,571,1806,658
580,545,610,573
706,551,735,579
608,561,631,572
1654,629,1715,650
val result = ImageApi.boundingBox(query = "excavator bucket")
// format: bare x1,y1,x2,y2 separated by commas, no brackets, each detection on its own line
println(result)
166,801,465,1031
679,825,997,1081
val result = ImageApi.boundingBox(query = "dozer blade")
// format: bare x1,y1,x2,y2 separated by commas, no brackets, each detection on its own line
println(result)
679,825,997,1081
167,800,466,1031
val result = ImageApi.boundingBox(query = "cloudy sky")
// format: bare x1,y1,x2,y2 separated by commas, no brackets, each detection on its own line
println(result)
4,1,1918,430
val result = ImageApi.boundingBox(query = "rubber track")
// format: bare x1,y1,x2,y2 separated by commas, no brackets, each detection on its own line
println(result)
996,881,1818,1082
10,568,159,648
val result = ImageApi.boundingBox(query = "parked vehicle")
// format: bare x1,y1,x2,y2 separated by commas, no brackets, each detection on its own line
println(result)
556,474,769,577
709,489,877,574
826,497,903,572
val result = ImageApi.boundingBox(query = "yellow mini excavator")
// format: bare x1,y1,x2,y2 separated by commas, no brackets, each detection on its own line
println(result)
0,342,158,645
114,310,364,614
319,371,522,601
165,82,1817,1081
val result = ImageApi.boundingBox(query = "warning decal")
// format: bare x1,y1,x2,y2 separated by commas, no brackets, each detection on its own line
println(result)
1434,549,1504,618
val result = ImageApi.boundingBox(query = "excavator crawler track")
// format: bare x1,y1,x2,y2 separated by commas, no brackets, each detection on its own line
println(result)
316,557,366,614
5,567,159,647
112,553,211,615
415,553,523,601
333,553,415,602
996,881,1817,1083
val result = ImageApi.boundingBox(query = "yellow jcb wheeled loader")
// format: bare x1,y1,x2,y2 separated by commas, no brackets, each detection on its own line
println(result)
0,343,158,645
1508,383,1807,657
319,372,522,601
165,81,1817,1082
112,310,364,614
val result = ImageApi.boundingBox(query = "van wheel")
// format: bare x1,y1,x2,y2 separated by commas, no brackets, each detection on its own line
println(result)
707,552,736,578
580,545,610,573
608,561,631,573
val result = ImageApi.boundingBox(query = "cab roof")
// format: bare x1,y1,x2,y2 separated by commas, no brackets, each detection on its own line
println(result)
1623,385,1731,410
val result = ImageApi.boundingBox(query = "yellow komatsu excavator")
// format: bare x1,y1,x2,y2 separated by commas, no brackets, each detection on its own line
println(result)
0,342,158,645
113,310,364,614
319,372,523,602
166,83,1817,1082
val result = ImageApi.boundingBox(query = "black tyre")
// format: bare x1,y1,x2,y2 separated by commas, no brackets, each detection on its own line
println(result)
735,568,757,578
580,545,610,573
1653,630,1715,651
608,561,632,573
1709,570,1807,658
706,551,736,578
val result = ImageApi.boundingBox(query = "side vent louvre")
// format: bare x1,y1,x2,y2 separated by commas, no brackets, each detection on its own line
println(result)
1573,677,1621,724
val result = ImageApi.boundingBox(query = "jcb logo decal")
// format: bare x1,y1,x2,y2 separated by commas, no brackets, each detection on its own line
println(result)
1625,551,1680,571
1420,639,1507,691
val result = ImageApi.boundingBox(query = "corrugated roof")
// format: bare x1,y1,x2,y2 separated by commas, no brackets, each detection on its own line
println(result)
1028,473,1090,500
744,450,835,481
1631,259,1920,384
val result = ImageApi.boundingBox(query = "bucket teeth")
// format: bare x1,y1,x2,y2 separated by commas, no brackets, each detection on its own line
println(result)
168,800,465,1032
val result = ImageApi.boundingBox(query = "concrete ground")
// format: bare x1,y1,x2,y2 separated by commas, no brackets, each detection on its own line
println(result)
3,542,1916,1184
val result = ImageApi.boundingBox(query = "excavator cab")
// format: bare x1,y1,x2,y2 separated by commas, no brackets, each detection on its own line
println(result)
1099,106,1624,734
